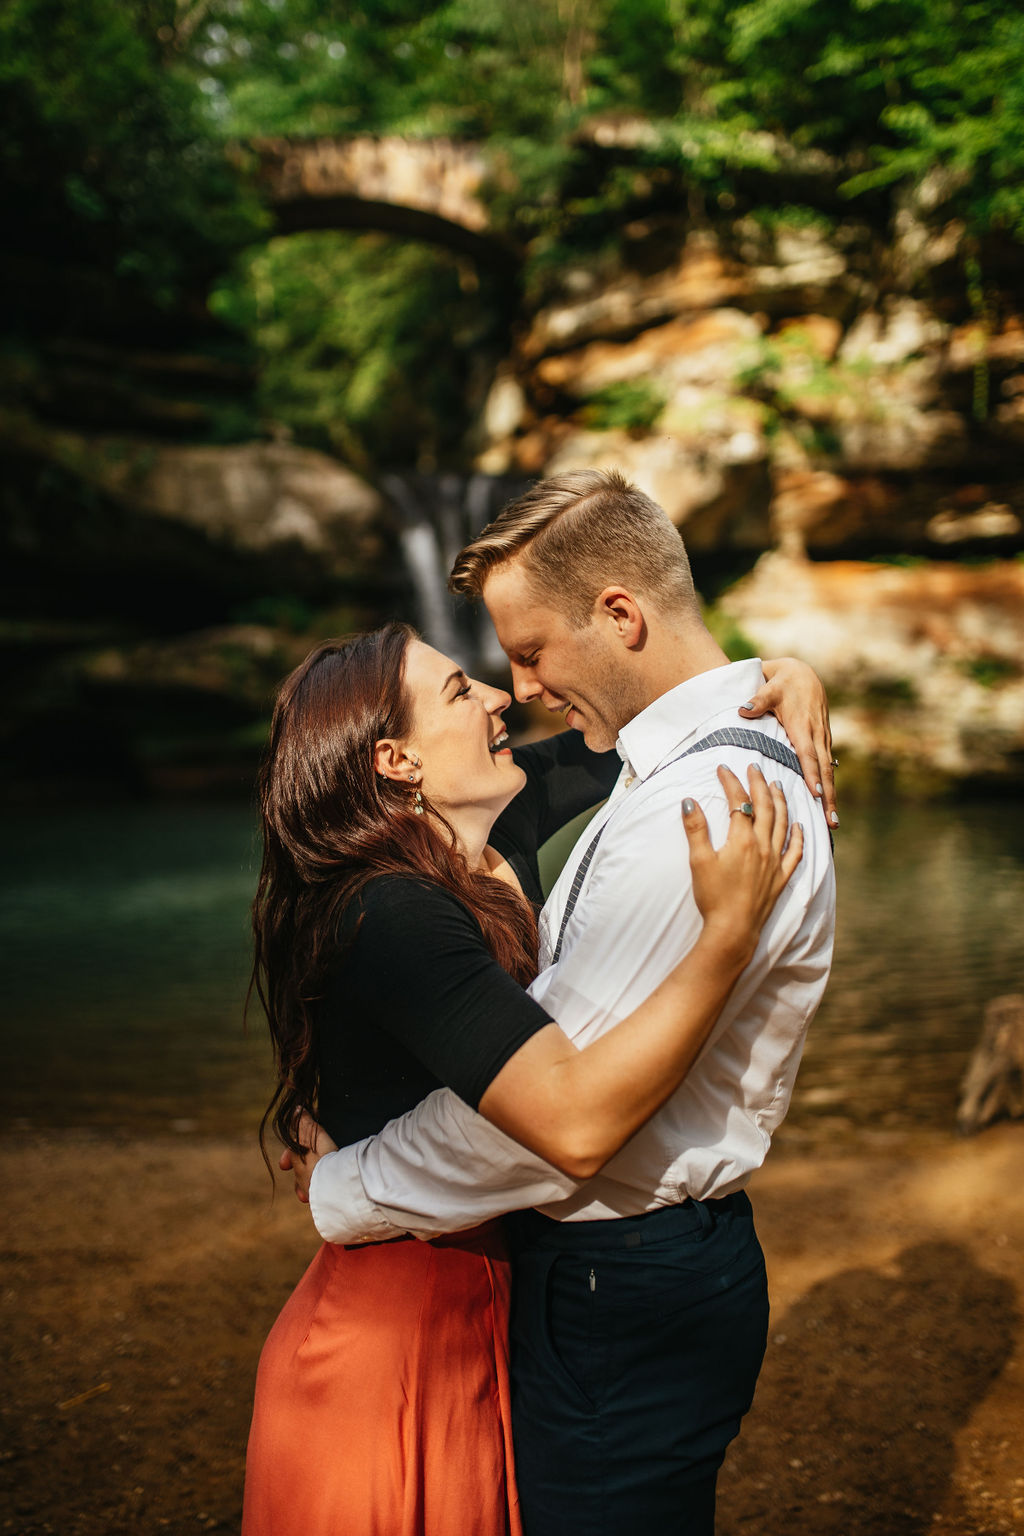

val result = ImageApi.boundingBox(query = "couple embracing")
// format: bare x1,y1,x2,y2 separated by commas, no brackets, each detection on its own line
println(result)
242,469,837,1536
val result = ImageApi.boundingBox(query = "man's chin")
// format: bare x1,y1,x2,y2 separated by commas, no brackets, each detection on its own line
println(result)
563,705,613,752
577,720,615,753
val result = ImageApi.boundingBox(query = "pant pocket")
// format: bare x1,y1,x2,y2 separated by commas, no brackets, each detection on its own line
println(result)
512,1247,603,1410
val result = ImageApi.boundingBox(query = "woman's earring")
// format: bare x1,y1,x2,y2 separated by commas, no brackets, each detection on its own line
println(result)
408,755,424,812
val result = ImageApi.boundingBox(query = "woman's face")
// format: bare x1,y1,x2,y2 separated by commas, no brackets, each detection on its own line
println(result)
400,640,527,824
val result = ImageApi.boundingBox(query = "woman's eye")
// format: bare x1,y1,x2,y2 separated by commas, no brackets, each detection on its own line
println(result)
454,683,471,699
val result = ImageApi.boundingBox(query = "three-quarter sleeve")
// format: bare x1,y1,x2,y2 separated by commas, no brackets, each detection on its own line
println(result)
489,732,621,899
322,877,554,1111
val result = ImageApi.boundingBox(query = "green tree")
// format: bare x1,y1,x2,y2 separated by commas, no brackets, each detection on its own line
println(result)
6,0,1024,464
0,0,262,322
210,231,509,465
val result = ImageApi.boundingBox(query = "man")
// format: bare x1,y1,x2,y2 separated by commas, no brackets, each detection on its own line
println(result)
292,469,836,1533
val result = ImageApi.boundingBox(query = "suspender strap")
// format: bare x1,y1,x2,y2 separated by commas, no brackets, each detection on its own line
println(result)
548,728,804,965
679,726,802,778
549,822,606,966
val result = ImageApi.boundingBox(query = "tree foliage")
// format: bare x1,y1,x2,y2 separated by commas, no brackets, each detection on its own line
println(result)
0,0,263,320
177,0,1024,242
5,0,1024,460
209,232,509,464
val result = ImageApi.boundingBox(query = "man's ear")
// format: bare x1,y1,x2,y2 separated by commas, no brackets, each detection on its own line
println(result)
594,586,645,650
373,739,419,782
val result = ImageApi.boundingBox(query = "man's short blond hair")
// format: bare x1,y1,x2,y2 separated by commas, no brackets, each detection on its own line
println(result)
449,469,699,627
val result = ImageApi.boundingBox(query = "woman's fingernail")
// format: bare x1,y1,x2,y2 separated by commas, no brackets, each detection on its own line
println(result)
815,782,823,797
682,798,695,815
772,780,783,789
830,811,840,827
743,700,757,710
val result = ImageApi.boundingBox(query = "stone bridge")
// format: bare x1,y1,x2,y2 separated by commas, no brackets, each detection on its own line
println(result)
249,135,518,271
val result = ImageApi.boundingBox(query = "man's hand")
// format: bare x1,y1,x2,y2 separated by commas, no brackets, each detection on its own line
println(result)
279,1112,339,1205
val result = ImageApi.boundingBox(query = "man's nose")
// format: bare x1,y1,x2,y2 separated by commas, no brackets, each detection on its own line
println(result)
509,663,540,704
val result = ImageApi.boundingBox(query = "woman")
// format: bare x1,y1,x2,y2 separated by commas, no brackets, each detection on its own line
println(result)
242,624,825,1536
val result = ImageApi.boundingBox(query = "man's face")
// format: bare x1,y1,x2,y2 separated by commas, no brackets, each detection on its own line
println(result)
481,561,636,753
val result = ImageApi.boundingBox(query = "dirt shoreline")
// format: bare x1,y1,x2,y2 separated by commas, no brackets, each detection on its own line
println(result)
2,1125,1022,1535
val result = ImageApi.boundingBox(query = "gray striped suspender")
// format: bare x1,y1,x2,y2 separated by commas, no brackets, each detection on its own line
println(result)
547,727,804,966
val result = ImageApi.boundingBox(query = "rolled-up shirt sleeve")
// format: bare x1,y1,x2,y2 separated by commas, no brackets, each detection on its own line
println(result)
309,1090,581,1243
328,877,555,1110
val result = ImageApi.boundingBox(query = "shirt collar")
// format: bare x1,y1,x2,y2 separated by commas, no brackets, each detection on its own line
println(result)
616,659,766,782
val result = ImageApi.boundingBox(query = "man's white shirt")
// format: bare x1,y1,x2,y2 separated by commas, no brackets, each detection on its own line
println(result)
309,658,836,1244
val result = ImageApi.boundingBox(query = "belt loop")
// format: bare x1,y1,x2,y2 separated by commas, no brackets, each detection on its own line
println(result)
694,1199,715,1236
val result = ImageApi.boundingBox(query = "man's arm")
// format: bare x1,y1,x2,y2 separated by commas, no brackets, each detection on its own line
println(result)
305,1091,582,1244
301,783,713,1243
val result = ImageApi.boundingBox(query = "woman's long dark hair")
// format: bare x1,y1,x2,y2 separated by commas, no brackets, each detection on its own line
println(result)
251,622,539,1160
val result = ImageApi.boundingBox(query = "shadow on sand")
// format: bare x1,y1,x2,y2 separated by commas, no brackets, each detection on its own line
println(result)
719,1241,1018,1534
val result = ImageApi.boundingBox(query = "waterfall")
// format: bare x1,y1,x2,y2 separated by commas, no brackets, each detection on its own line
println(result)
384,474,462,660
380,471,528,671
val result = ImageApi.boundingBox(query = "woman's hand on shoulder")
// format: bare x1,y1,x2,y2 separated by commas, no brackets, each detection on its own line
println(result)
739,657,838,828
682,765,803,970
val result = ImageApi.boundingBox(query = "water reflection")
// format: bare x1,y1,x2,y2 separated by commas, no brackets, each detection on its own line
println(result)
791,796,1024,1141
1,794,1021,1140
1,804,267,1134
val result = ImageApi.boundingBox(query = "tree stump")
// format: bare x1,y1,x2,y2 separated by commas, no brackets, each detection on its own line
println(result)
956,994,1024,1135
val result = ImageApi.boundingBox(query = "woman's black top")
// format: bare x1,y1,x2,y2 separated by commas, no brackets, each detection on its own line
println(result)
316,731,620,1145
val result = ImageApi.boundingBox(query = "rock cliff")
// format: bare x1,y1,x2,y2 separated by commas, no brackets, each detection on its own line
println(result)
4,207,1022,794
720,555,1024,785
472,216,1024,787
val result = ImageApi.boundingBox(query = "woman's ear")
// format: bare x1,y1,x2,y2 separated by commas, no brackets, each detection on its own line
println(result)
374,739,420,782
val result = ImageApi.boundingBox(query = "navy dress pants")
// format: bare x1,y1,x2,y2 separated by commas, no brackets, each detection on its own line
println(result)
507,1192,769,1536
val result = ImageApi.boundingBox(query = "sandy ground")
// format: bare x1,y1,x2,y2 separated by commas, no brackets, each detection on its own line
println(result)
2,1125,1022,1536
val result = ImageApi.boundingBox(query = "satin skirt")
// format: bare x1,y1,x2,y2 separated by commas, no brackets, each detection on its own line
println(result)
242,1221,522,1536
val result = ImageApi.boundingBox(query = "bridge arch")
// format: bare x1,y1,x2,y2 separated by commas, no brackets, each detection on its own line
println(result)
249,135,520,273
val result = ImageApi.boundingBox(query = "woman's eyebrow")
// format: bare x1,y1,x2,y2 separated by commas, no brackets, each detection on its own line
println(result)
440,669,466,695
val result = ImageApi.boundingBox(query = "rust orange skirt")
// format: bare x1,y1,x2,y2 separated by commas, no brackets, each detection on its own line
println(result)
241,1220,522,1536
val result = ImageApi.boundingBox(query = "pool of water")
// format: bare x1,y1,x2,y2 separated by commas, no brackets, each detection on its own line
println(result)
1,803,267,1136
2,793,1022,1142
788,795,1024,1142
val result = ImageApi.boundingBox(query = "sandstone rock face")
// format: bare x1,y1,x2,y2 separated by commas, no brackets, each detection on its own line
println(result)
479,220,1024,568
521,233,746,356
533,308,762,397
838,298,950,367
98,440,384,574
745,223,856,306
8,196,1024,791
3,421,388,597
482,373,528,441
545,429,771,551
76,624,305,711
769,472,1024,557
719,554,1024,781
